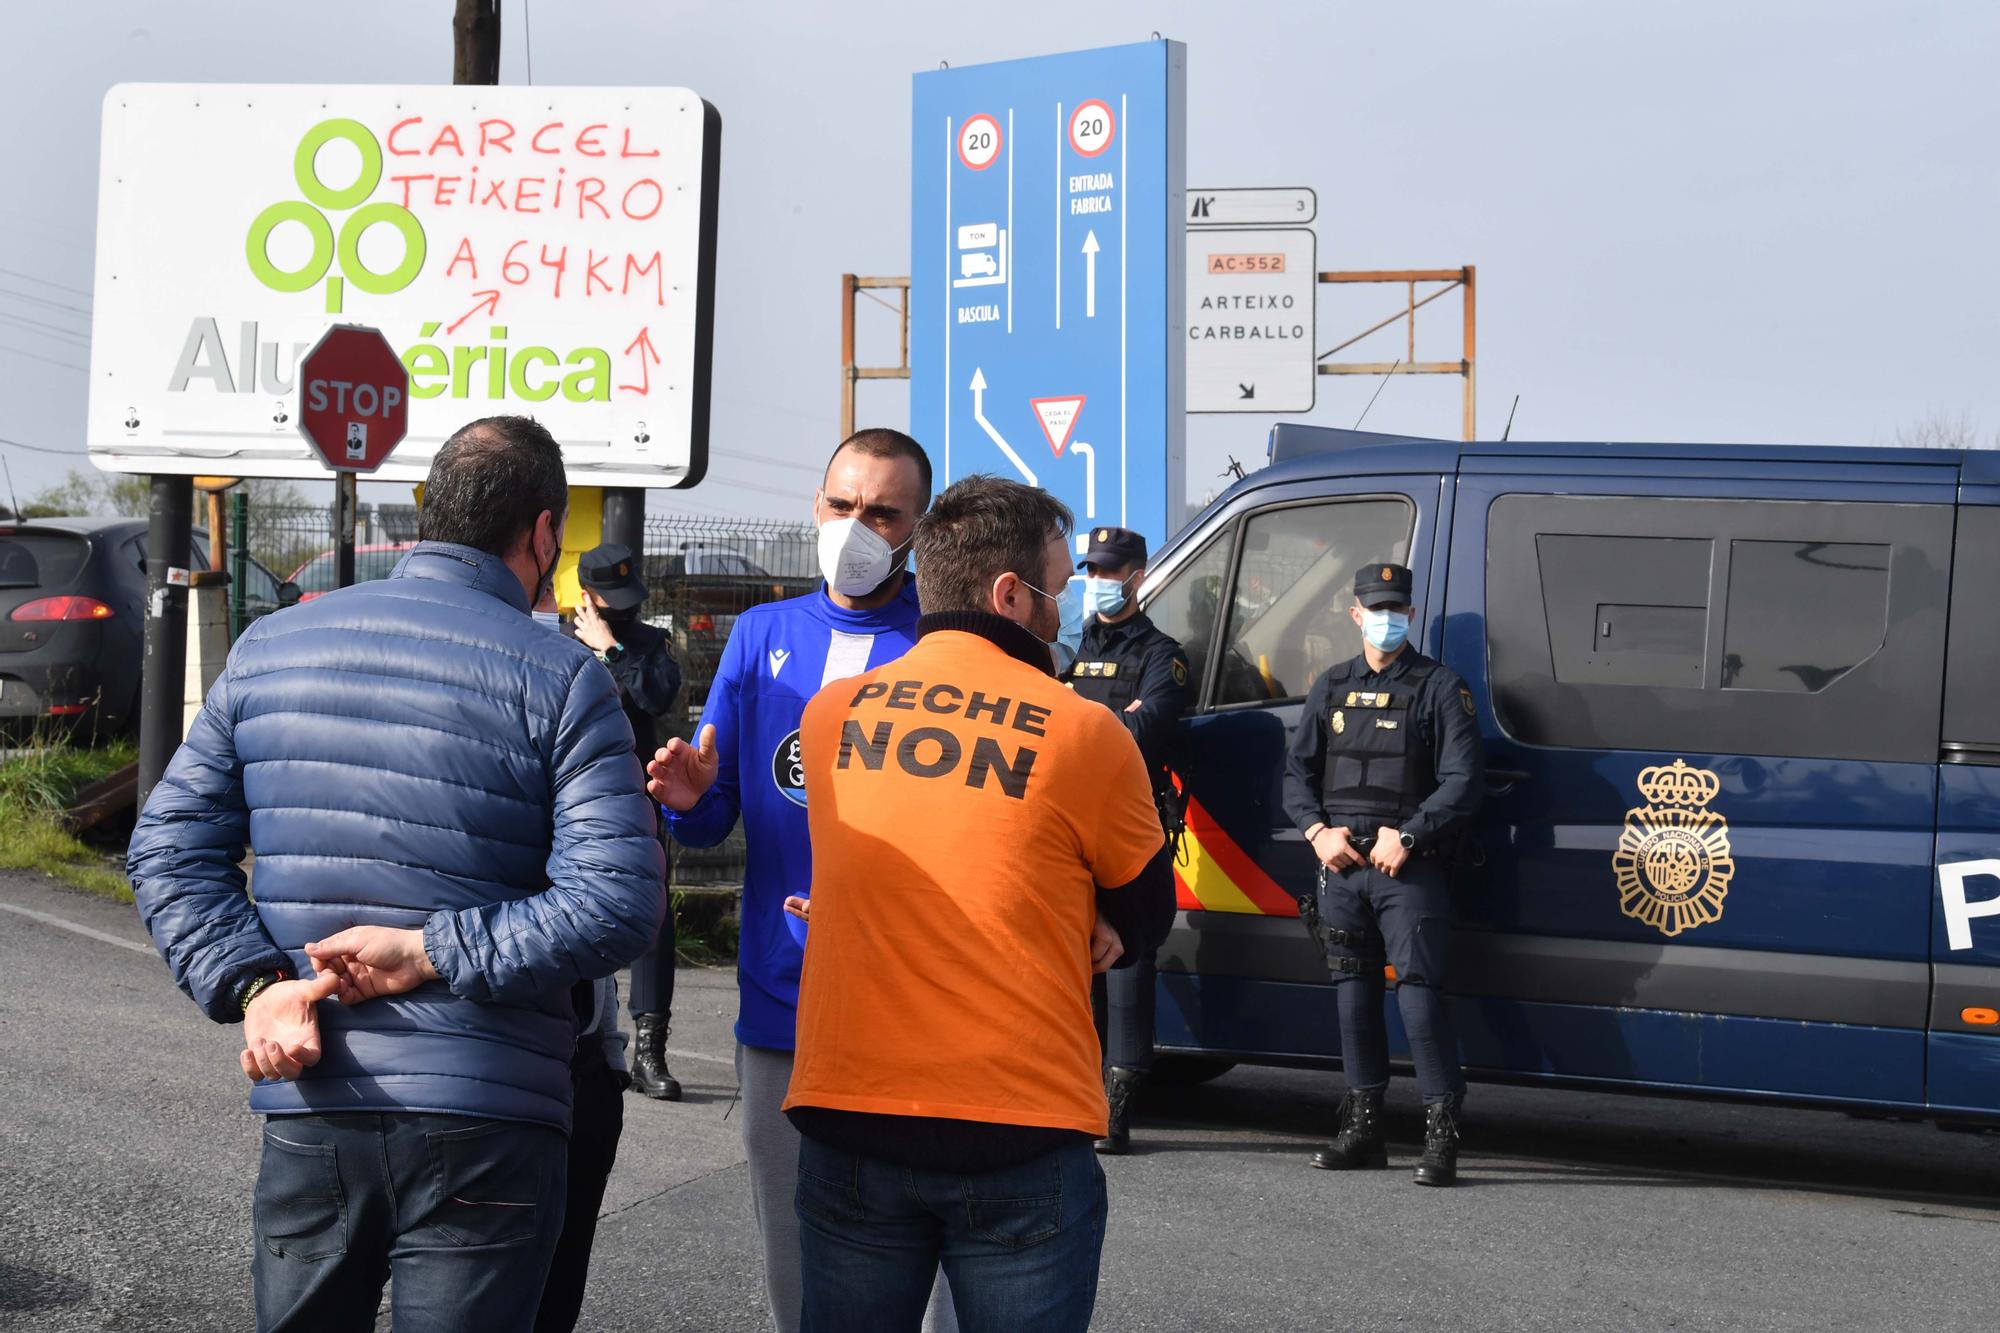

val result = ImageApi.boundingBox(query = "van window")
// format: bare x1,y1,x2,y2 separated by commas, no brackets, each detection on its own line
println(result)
1486,494,1951,763
1214,498,1414,707
1944,506,2000,754
1140,533,1233,708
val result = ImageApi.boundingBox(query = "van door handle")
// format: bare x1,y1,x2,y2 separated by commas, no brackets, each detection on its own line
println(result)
1487,768,1532,784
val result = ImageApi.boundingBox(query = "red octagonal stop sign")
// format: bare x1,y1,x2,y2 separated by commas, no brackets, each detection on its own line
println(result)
296,324,410,473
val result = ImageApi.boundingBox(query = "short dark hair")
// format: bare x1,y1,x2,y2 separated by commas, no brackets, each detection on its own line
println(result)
418,416,568,555
913,475,1073,614
824,428,934,511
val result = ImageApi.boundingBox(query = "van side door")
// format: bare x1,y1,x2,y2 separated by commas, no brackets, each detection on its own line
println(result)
1931,501,2000,1116
1142,474,1442,1061
1443,455,1953,1107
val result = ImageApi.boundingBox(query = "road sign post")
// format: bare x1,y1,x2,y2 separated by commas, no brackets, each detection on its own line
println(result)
297,324,410,588
912,40,1186,557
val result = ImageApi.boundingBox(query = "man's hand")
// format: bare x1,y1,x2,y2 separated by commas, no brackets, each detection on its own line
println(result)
783,895,811,922
1090,917,1125,974
647,724,720,812
573,598,618,653
304,926,440,1004
239,973,342,1082
1310,825,1364,871
1370,829,1410,879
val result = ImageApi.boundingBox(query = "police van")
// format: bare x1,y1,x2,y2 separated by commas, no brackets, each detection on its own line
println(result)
1142,424,2000,1122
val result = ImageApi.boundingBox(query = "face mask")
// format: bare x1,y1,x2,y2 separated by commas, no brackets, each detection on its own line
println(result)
531,610,562,633
817,516,909,597
533,527,562,606
1082,573,1133,620
1022,575,1085,671
1362,608,1411,653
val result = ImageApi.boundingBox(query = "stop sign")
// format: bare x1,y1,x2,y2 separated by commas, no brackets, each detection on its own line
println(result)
296,324,410,473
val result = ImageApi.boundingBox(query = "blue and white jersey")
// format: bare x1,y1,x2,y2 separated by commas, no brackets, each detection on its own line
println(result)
666,580,922,1050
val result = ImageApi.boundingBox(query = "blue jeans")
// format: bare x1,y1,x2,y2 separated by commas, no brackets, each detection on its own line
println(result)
795,1135,1106,1333
252,1112,567,1333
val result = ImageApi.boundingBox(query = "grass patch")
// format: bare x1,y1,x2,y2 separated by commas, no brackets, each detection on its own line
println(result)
672,888,740,965
0,736,137,902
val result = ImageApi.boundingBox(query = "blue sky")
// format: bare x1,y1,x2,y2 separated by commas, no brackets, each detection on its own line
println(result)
2,1,1995,519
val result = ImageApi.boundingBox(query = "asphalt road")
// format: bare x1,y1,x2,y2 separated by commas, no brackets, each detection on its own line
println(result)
5,867,2000,1331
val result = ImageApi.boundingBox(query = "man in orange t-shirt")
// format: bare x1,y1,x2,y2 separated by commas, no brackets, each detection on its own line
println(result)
782,476,1163,1333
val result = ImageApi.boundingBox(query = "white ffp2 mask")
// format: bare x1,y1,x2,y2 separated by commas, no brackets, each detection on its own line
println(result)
817,517,906,597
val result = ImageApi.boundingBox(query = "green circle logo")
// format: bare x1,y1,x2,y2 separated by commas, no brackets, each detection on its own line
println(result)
245,118,426,312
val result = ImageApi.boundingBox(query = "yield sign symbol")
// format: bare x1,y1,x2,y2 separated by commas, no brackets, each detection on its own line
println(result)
1030,395,1086,458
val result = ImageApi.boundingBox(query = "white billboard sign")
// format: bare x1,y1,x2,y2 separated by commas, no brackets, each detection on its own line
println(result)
1187,186,1316,227
88,84,720,486
1186,227,1316,413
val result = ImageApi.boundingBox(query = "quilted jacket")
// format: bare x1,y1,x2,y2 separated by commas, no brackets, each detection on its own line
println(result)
128,541,666,1131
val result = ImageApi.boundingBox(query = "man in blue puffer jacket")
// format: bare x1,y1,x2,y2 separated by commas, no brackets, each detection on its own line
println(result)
127,415,665,1333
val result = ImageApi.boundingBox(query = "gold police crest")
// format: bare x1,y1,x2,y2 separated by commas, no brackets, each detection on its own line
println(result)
1611,760,1734,937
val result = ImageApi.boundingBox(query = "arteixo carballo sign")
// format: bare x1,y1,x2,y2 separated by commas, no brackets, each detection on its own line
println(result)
87,84,720,487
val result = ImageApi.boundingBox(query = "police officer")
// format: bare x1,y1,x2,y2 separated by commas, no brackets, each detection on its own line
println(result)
1062,525,1190,1155
1281,562,1483,1186
572,543,685,1102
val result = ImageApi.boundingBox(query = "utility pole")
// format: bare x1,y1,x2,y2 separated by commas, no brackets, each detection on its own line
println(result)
453,0,502,85
138,477,192,808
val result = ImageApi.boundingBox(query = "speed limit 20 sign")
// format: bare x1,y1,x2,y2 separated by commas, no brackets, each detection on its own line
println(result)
958,114,1003,170
1068,100,1114,157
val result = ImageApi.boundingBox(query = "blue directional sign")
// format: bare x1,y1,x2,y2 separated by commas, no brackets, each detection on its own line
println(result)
911,41,1186,559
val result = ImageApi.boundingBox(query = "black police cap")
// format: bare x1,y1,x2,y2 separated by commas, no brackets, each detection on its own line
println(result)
1354,562,1414,608
1078,525,1148,572
577,542,647,611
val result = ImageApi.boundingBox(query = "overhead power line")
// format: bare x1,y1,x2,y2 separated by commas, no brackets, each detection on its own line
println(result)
0,265,92,299
0,286,91,318
0,433,87,457
0,341,88,373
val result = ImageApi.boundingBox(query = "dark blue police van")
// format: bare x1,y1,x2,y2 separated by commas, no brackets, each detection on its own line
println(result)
1143,424,2000,1122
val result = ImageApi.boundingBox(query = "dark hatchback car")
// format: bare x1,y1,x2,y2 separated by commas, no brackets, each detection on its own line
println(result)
0,516,293,736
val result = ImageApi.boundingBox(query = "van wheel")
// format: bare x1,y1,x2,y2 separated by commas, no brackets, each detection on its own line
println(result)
1147,1056,1237,1087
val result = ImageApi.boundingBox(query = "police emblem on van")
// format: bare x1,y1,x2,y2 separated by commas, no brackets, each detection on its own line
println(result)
1612,759,1734,937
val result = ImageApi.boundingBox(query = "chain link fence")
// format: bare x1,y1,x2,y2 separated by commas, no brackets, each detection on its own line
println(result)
241,500,818,888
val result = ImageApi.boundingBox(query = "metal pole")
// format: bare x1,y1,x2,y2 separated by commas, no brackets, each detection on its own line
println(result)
138,475,193,809
229,490,248,642
1461,265,1477,442
334,474,357,588
602,487,645,557
840,273,858,440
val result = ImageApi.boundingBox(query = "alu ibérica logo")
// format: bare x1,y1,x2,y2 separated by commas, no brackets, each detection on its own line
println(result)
245,118,427,313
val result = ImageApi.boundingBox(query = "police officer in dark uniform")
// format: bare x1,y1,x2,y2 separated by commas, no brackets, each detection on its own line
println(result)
1062,525,1191,1155
571,543,685,1101
1281,562,1483,1186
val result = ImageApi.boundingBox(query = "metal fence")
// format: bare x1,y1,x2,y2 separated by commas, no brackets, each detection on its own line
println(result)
241,500,819,889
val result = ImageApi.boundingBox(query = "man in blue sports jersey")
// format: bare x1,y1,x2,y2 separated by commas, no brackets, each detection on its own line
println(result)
648,428,946,1333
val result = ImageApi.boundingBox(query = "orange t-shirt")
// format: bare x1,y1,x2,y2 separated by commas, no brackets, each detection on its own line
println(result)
781,628,1164,1137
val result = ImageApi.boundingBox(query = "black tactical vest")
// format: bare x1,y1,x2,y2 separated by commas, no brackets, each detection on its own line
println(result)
1065,644,1144,714
1318,656,1438,823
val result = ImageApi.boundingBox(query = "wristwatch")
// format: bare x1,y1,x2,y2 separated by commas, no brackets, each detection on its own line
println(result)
598,641,626,666
1398,830,1418,852
237,967,290,1014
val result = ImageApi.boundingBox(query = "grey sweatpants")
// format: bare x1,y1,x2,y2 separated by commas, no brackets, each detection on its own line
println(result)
735,1043,957,1333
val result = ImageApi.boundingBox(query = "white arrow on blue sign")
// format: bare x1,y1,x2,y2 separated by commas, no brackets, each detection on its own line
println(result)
912,40,1186,556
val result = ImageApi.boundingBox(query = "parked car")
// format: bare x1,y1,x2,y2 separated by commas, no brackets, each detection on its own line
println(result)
1,516,294,737
286,542,419,601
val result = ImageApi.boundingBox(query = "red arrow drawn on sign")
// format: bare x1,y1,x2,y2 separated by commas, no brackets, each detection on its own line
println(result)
620,326,661,396
445,289,502,336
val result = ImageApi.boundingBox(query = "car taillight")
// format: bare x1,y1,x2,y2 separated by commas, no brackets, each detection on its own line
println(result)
10,596,114,622
687,614,715,633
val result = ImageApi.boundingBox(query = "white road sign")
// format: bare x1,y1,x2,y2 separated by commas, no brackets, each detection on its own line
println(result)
87,84,721,486
1187,187,1317,227
1186,227,1316,413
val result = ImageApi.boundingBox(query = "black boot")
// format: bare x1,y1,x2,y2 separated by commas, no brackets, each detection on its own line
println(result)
1309,1088,1388,1170
630,1013,682,1101
1413,1095,1462,1187
1095,1067,1145,1155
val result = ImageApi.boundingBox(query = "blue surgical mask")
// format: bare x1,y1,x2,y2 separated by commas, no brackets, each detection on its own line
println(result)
1082,574,1133,620
1362,608,1410,652
1023,575,1087,672
532,610,562,633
